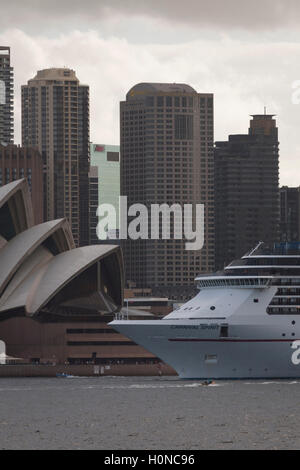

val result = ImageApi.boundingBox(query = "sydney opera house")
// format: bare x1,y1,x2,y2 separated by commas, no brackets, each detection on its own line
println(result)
0,179,155,365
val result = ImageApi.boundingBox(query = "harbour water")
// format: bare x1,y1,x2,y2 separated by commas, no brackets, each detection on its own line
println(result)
0,375,299,450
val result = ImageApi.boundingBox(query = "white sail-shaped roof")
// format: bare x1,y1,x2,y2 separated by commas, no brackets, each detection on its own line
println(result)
26,244,121,314
0,179,34,236
0,219,74,295
0,179,124,319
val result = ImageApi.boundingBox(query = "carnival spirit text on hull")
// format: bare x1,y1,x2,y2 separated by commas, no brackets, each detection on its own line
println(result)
110,242,300,379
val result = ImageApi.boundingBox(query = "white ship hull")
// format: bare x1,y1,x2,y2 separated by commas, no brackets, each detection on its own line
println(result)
109,317,300,379
110,243,300,379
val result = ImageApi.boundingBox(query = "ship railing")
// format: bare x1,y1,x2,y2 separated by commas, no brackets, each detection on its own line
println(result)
114,308,129,320
196,277,273,289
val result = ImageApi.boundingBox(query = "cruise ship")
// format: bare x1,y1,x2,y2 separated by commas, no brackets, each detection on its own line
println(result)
110,242,300,379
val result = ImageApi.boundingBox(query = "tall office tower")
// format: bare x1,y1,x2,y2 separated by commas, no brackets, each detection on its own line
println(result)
120,83,214,300
214,114,279,270
90,143,120,242
21,68,90,246
0,47,14,144
0,143,43,223
280,186,300,242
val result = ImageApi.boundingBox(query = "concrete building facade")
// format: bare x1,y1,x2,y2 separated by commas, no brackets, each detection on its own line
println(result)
21,68,90,246
214,114,280,269
120,83,214,300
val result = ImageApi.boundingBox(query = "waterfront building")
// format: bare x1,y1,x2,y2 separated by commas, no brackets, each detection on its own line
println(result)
214,114,280,270
280,186,300,242
0,143,43,224
0,46,13,144
120,83,215,299
0,178,159,365
21,68,90,246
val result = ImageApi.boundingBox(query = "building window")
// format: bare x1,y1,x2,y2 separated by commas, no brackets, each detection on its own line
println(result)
175,115,193,140
107,151,119,162
157,96,164,107
145,96,154,107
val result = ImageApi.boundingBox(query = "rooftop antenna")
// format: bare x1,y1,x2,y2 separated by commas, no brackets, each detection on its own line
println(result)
264,106,266,115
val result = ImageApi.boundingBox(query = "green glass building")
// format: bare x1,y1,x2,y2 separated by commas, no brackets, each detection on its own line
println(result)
90,143,120,240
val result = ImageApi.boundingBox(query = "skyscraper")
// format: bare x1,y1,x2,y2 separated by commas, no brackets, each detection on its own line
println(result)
21,68,90,246
120,83,214,299
214,114,280,269
280,186,300,242
90,143,120,242
0,46,13,144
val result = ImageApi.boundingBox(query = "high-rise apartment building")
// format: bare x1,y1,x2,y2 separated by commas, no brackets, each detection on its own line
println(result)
0,46,13,144
120,83,214,299
280,186,300,242
21,68,90,246
214,114,280,269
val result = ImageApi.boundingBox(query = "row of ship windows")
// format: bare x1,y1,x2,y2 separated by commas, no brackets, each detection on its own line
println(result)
276,288,300,294
226,270,300,276
175,307,300,315
244,259,300,266
175,305,300,314
267,307,300,314
270,299,300,305
273,279,300,285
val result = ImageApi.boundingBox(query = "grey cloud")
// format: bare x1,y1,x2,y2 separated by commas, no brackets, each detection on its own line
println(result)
1,0,300,32
3,27,300,186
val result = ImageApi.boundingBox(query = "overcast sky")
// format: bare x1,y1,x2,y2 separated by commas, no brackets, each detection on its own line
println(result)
1,0,300,185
